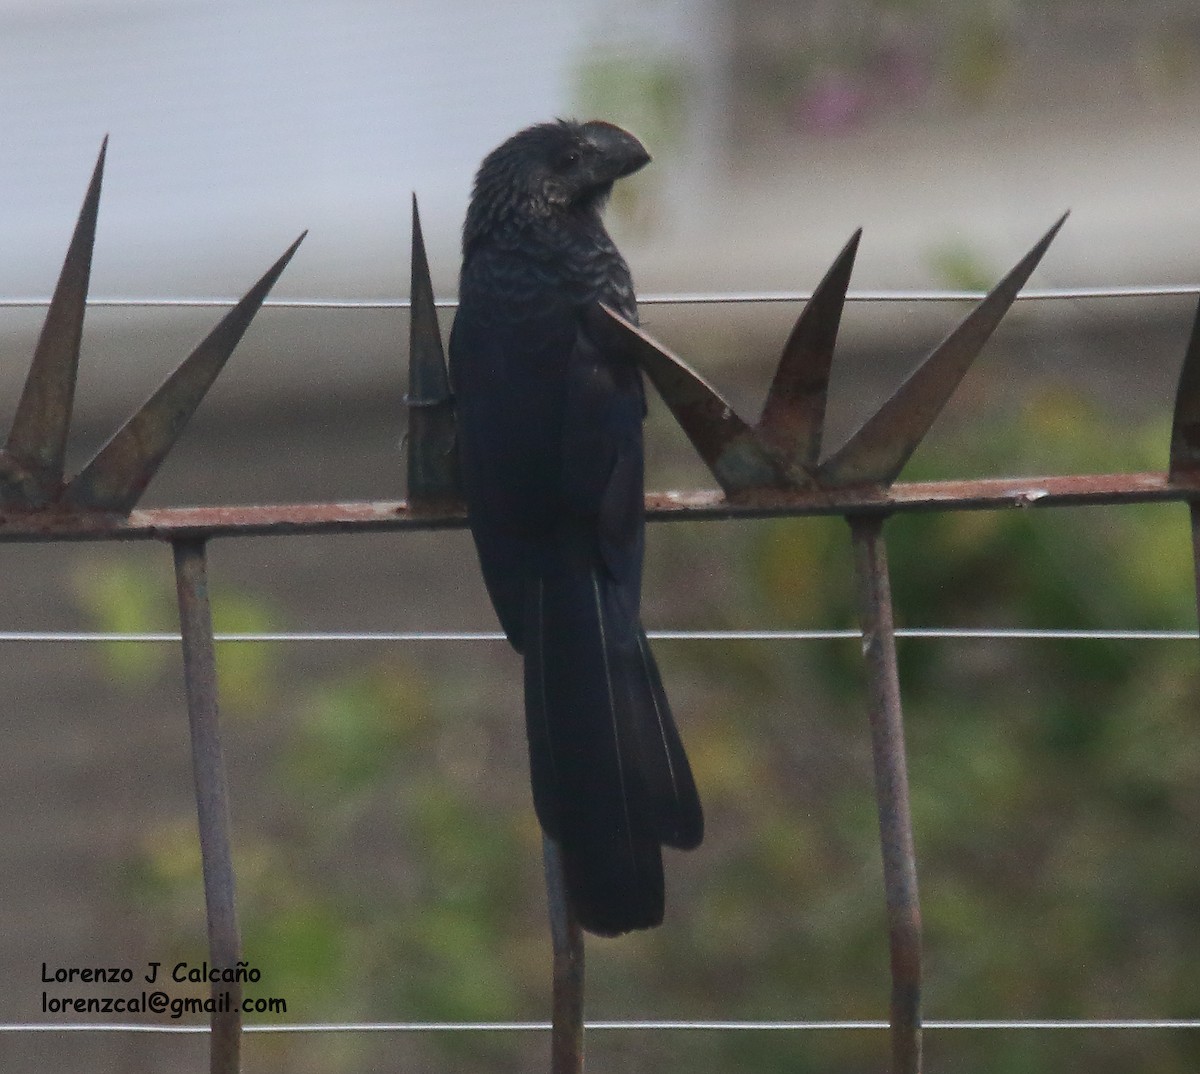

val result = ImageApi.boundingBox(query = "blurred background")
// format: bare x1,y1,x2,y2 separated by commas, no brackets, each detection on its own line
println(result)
2,1,1200,1071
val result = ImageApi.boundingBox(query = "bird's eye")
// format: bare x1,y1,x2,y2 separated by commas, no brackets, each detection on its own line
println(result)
558,149,581,170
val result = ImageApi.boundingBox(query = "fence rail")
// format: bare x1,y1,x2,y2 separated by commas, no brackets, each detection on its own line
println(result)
5,282,1200,309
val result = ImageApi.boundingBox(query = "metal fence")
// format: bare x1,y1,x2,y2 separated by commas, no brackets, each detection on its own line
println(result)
5,141,1200,1074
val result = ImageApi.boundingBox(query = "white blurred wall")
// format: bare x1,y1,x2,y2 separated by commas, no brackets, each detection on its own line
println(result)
2,0,1200,415
0,0,723,300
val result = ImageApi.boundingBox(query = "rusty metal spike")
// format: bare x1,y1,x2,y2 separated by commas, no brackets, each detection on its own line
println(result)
594,305,799,494
4,136,107,504
757,229,861,472
406,193,461,508
64,232,306,513
1168,295,1200,481
819,213,1068,488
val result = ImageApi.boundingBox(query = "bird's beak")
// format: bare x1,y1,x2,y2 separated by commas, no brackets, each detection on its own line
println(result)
583,121,652,181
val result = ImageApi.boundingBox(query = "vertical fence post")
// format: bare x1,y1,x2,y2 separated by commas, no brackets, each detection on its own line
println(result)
848,513,922,1074
1188,504,1200,629
542,836,585,1074
172,537,242,1074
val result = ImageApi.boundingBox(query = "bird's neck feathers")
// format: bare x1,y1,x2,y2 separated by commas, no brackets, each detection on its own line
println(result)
463,186,614,262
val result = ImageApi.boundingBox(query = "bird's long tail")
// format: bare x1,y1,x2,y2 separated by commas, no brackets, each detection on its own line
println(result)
523,559,703,936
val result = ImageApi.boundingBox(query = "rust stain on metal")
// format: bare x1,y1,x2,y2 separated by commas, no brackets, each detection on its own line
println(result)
819,213,1068,488
645,470,1182,520
756,229,860,471
406,194,462,509
0,472,1183,543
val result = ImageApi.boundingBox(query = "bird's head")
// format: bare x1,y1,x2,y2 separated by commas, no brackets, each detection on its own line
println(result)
464,119,650,249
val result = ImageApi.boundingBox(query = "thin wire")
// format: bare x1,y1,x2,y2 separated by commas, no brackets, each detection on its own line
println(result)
3,1018,1197,1034
0,628,1192,643
641,285,1200,305
0,284,1198,311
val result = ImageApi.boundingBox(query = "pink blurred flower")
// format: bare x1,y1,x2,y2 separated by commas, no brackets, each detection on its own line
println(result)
794,70,870,134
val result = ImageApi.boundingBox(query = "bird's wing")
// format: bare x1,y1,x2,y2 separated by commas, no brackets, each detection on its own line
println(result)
449,253,583,646
560,316,647,592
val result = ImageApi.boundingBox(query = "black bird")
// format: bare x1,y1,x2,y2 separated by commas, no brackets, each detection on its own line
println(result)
449,120,703,936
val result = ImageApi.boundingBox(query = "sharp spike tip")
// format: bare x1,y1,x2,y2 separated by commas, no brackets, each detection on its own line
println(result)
406,191,459,505
64,238,302,512
4,137,109,499
756,228,862,471
818,216,1063,488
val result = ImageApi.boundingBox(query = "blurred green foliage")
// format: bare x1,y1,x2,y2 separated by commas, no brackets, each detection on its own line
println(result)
72,557,281,713
926,239,998,293
81,389,1200,1072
